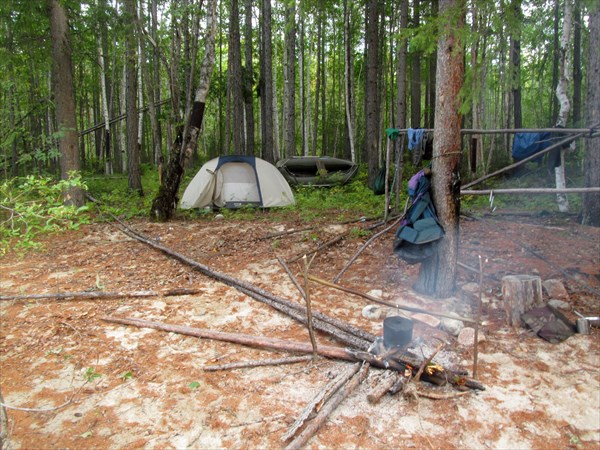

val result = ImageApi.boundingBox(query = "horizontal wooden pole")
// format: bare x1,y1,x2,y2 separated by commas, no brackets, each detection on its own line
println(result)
461,187,600,195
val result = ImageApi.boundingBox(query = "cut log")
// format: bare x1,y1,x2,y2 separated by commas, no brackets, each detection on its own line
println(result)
501,275,544,327
366,370,400,404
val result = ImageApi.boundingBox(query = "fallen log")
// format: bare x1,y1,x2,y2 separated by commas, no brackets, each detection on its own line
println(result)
285,363,370,450
102,315,355,361
308,275,476,325
85,199,376,350
0,288,202,302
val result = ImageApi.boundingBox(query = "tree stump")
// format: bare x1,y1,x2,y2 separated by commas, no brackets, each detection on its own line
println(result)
502,275,544,327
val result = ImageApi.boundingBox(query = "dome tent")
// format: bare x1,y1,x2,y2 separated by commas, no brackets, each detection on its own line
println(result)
180,155,295,209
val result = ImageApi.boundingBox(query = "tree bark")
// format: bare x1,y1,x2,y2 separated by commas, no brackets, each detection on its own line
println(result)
243,0,255,155
283,0,296,158
582,3,600,226
48,0,84,207
228,0,245,154
554,0,572,213
124,0,143,195
365,0,380,186
343,0,356,162
509,0,522,129
260,0,275,163
150,0,218,222
414,0,465,298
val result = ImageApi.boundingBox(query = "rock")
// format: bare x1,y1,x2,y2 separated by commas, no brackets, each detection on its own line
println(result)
215,214,225,220
440,317,465,336
543,279,569,300
411,313,441,328
367,289,383,299
548,299,571,310
457,327,486,346
362,305,386,320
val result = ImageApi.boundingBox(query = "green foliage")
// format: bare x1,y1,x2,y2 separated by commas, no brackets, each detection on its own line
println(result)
84,367,102,382
0,174,90,255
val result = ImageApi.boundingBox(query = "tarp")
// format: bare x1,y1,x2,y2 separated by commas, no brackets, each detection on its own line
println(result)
180,155,295,209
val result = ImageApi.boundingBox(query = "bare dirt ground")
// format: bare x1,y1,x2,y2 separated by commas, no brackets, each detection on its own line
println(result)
1,209,599,449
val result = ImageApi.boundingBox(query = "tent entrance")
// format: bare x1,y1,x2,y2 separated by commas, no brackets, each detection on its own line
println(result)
217,162,262,208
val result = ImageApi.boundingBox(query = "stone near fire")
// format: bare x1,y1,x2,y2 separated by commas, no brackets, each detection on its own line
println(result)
441,317,465,336
457,327,486,346
542,279,569,301
367,289,384,298
548,299,571,310
362,304,386,320
411,313,441,328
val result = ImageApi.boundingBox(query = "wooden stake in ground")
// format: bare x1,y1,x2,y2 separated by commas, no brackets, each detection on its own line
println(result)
303,255,319,357
473,256,486,379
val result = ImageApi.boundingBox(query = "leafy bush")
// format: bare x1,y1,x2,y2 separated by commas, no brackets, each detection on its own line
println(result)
0,174,90,255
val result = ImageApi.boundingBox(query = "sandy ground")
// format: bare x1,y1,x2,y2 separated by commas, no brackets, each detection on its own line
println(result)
0,210,599,449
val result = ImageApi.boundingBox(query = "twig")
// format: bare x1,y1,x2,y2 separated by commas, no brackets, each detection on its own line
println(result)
416,389,472,400
284,363,370,450
413,343,444,383
333,216,402,283
286,232,349,264
281,362,362,442
473,256,485,379
276,256,305,298
203,355,314,371
303,255,318,357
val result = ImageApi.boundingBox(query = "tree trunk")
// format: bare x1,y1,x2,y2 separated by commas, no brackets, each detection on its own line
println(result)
555,0,572,213
260,0,275,163
509,0,522,129
414,0,464,298
581,3,600,227
243,0,255,155
312,14,322,156
411,0,422,165
124,0,143,195
150,0,218,222
283,0,296,158
228,0,245,154
344,0,356,163
365,0,380,186
572,0,582,126
48,0,84,207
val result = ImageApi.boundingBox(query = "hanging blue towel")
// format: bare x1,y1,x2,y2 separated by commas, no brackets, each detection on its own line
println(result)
407,128,425,151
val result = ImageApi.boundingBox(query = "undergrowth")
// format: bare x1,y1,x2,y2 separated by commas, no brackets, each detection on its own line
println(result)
2,159,585,255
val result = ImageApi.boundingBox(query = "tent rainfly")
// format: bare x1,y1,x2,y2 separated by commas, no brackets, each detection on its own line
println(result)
180,155,295,209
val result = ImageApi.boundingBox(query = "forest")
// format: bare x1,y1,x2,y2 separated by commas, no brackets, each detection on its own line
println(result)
0,0,599,221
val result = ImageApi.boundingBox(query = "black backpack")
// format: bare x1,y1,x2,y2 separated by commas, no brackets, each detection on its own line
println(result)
393,170,444,264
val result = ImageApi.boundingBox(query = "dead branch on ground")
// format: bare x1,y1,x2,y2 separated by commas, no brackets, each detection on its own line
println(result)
203,355,314,371
0,288,202,302
284,363,370,450
281,362,362,442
